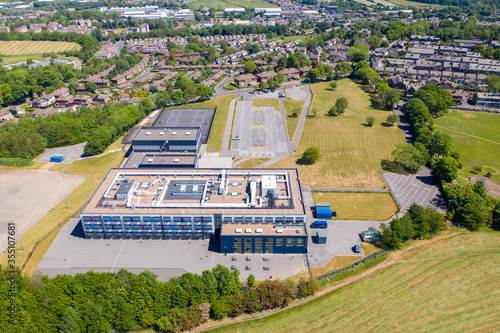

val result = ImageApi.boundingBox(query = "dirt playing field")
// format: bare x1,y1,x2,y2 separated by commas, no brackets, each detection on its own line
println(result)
0,168,85,254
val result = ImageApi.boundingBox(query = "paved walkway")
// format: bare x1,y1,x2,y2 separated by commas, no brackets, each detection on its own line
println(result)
393,108,415,144
220,96,241,156
289,85,312,152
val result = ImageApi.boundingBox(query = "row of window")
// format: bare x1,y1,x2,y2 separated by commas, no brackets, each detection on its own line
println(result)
83,224,210,231
82,216,213,223
85,232,208,239
82,215,305,224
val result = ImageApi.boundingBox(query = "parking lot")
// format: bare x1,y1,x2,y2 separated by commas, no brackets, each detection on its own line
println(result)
35,142,86,163
382,167,447,215
307,220,383,267
0,168,85,253
38,218,307,281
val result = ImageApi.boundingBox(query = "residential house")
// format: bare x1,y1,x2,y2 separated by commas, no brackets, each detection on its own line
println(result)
32,95,55,108
55,95,75,107
472,92,500,108
14,26,28,33
279,68,300,80
94,94,111,104
10,105,25,116
256,70,277,82
0,109,14,121
73,95,92,106
50,87,70,99
234,73,258,85
298,65,311,76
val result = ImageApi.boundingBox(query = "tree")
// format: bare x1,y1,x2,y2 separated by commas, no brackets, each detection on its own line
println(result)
259,81,267,91
392,143,427,173
84,81,97,93
307,68,320,83
244,60,256,73
335,62,352,78
413,84,452,116
429,131,453,157
366,116,375,127
335,97,348,114
386,114,399,126
0,84,14,106
347,43,369,62
368,35,381,49
456,192,490,231
68,80,79,95
138,98,154,114
378,86,400,110
246,274,255,289
301,146,320,164
492,201,500,226
329,81,337,91
402,98,431,124
328,106,338,116
196,84,213,100
433,156,459,183
154,91,171,109
61,306,81,333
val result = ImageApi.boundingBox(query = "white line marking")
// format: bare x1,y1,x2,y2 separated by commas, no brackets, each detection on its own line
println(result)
112,240,126,271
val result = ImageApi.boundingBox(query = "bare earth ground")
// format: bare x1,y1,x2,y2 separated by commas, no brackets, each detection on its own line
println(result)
0,168,85,253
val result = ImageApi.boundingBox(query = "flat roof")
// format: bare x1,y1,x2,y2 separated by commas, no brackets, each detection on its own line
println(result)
221,223,306,236
140,154,196,166
133,127,199,142
82,168,305,216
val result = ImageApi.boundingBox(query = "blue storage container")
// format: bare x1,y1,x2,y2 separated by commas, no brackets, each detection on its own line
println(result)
50,155,64,163
315,206,332,219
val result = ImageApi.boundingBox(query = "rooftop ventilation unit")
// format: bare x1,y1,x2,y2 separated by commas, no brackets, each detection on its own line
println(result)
276,229,283,233
235,228,242,233
173,159,180,163
256,229,262,233
147,158,153,163
245,228,252,233
172,132,177,135
185,131,191,135
145,131,151,135
159,131,165,135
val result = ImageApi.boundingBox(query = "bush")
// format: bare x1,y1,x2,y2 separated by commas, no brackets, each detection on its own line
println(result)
309,107,317,117
366,116,375,127
0,157,34,167
329,81,337,91
301,146,320,164
386,114,399,125
335,97,348,114
328,106,338,116
297,278,319,298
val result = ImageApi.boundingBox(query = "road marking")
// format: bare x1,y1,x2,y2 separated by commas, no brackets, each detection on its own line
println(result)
112,240,126,270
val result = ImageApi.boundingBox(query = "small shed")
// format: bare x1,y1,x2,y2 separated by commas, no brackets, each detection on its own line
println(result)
315,203,333,219
316,230,327,244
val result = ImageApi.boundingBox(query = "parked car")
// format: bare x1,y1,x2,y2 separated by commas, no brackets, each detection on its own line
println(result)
310,220,328,229
233,136,240,140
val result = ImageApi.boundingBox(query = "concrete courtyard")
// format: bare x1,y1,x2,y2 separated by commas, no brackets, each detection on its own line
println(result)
0,168,85,253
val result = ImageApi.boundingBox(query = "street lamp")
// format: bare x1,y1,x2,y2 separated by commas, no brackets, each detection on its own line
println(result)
59,183,69,209
353,206,356,220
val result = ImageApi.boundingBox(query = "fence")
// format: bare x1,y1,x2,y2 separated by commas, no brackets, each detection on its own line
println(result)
316,248,389,281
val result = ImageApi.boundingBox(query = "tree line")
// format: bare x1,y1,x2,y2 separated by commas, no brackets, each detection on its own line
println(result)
0,98,154,159
0,265,318,332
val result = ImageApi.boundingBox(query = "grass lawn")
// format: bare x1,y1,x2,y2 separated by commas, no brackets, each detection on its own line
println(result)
167,94,238,152
312,192,398,220
0,41,80,56
282,99,306,141
188,0,277,10
310,243,381,278
271,79,406,188
0,151,125,275
236,158,271,168
253,98,280,111
387,0,444,7
434,111,500,183
210,232,500,333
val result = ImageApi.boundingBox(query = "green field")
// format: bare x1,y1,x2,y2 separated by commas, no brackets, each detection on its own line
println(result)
271,80,406,189
167,94,238,152
0,41,80,56
253,98,280,111
282,99,306,141
187,0,277,10
387,0,444,7
235,158,270,168
434,111,500,183
353,0,395,7
312,192,398,220
209,232,500,332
